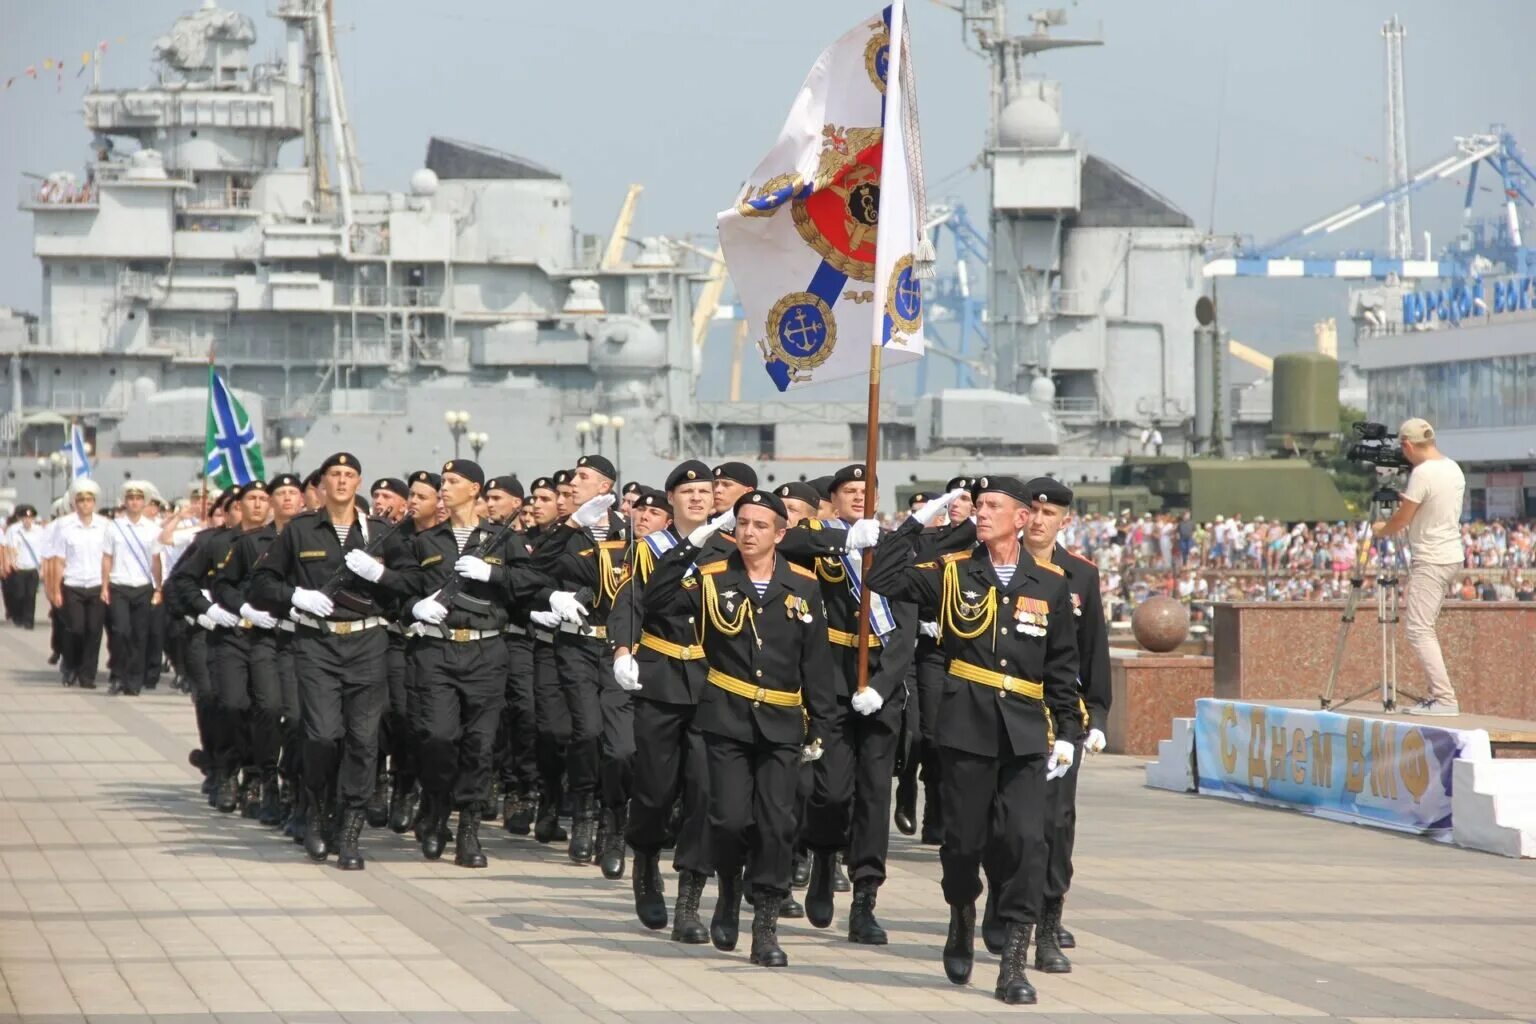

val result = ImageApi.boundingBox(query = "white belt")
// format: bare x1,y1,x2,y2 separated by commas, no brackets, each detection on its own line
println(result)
416,624,503,643
532,628,556,643
386,621,405,635
277,619,296,633
558,621,607,639
503,623,528,637
293,613,387,636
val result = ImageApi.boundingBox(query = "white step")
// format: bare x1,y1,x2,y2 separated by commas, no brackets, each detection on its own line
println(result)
1144,717,1196,793
1452,758,1536,858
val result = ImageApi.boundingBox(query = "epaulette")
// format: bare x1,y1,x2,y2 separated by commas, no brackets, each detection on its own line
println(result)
942,550,971,564
1066,548,1095,567
599,540,628,551
915,560,938,569
699,561,729,576
1033,555,1064,576
789,562,815,580
806,519,823,531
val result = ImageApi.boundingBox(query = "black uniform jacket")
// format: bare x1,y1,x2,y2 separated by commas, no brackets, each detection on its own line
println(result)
249,509,412,622
776,520,918,704
492,526,540,629
166,526,235,619
531,510,632,629
212,524,278,616
1045,544,1112,734
389,518,554,632
867,517,1081,758
608,526,728,706
645,541,838,748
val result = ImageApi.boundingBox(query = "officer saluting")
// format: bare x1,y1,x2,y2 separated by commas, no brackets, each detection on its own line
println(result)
866,476,1081,1006
250,452,411,871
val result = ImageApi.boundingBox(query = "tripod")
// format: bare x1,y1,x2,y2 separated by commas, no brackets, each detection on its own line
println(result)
1320,483,1424,713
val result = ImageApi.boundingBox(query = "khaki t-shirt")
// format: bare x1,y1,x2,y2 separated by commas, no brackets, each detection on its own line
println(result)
1402,456,1465,565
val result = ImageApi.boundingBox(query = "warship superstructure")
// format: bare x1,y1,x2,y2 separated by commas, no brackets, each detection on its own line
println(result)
2,1,1206,510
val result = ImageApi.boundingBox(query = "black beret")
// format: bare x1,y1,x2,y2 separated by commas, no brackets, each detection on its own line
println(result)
486,475,524,499
908,491,932,509
666,460,711,491
808,475,834,501
303,469,323,490
369,477,408,499
529,476,557,495
1024,476,1073,507
713,461,757,488
407,470,441,491
974,475,1029,504
831,464,872,491
774,481,820,507
319,452,361,475
621,480,643,496
267,473,303,494
553,469,574,486
216,489,239,511
634,488,672,515
733,489,786,519
576,454,617,480
239,480,269,496
15,504,36,517
440,459,485,488
945,476,974,496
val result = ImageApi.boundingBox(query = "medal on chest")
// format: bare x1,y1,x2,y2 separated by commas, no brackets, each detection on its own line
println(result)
1070,592,1082,617
785,594,812,623
1015,597,1050,637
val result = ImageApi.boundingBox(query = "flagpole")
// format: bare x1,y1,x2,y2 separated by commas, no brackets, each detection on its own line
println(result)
201,347,213,518
853,343,882,695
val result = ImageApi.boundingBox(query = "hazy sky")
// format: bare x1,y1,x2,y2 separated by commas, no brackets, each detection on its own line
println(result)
3,0,1533,398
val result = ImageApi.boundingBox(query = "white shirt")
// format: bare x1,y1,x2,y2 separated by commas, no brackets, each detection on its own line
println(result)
50,513,109,589
5,521,46,570
103,514,160,588
1402,456,1466,565
160,519,203,575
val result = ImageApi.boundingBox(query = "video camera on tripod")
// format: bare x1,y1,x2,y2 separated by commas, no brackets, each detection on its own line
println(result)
1346,421,1410,471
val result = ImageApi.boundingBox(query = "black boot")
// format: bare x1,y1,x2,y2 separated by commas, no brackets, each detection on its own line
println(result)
257,772,285,826
599,806,627,880
1057,921,1076,949
632,849,667,930
568,797,597,865
831,852,850,892
455,809,488,868
919,782,943,845
710,870,743,952
994,923,1037,1005
805,850,835,928
214,771,239,814
748,888,788,967
942,902,975,985
893,770,917,836
671,869,709,944
482,779,501,822
365,771,390,828
1034,898,1071,973
420,796,451,861
388,777,419,834
791,850,811,888
504,786,532,835
303,792,330,862
240,773,263,819
779,892,804,919
982,884,1006,955
847,879,888,945
288,788,308,843
335,808,366,871
533,789,567,843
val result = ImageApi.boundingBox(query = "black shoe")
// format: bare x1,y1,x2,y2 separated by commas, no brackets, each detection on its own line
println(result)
632,850,668,930
1034,898,1071,973
1057,923,1076,949
505,787,533,835
893,773,917,836
599,807,627,880
671,869,709,944
982,884,1005,955
214,772,239,814
847,879,888,945
107,681,122,696
831,853,850,893
47,651,59,665
943,902,976,985
364,772,390,828
257,777,285,827
805,850,835,928
77,678,96,690
568,800,597,865
480,779,501,822
791,850,811,888
455,809,488,869
920,820,943,846
335,808,366,871
995,923,1037,1005
710,871,743,952
240,774,263,819
748,888,788,967
779,892,805,919
533,791,567,843
388,778,419,834
303,794,330,862
420,798,451,861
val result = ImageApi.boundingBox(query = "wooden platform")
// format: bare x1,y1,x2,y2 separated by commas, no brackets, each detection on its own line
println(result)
1265,698,1536,756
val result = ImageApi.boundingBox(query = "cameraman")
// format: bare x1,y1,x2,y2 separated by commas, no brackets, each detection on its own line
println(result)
1372,418,1465,716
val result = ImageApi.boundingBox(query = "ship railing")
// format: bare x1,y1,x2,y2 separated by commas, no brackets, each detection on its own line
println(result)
349,285,443,308
177,186,254,212
48,390,128,415
1052,396,1101,418
315,389,409,415
18,180,99,209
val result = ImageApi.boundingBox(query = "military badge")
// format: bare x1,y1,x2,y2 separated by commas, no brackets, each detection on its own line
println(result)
1070,592,1082,617
1016,597,1050,637
761,291,837,384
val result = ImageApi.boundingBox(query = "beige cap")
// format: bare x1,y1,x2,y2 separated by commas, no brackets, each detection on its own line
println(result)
1399,417,1435,443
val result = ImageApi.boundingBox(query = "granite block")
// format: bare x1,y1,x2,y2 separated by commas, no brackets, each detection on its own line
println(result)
1107,652,1213,755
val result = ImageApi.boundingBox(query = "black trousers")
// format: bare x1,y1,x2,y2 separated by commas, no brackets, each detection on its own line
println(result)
411,636,508,812
940,739,1048,928
496,633,539,793
107,583,155,693
7,570,38,628
804,691,903,885
60,585,106,685
598,687,635,813
179,623,218,755
276,628,303,785
212,629,282,774
296,625,388,809
914,637,946,801
1042,737,1083,902
381,630,417,784
144,600,166,688
705,726,800,895
627,697,711,874
549,634,602,802
530,638,567,807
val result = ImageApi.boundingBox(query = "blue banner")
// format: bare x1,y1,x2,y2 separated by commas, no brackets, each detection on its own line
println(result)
1193,699,1490,836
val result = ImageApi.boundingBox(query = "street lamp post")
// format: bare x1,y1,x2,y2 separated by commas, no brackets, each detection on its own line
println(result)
279,435,306,471
444,410,471,458
469,431,488,461
39,451,66,504
575,419,592,456
589,412,610,457
609,415,625,480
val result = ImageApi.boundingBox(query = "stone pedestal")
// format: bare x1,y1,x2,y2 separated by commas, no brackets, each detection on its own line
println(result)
1107,651,1213,755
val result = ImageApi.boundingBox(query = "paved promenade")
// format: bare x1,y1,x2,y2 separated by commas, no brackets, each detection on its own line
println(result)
0,623,1531,1024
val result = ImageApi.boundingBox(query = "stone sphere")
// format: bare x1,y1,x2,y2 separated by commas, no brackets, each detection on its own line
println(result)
1132,595,1189,653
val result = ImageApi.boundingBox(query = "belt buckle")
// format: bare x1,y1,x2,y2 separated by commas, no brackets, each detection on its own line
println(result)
239,619,252,629
753,686,767,705
451,628,471,642
334,620,354,636
680,645,692,658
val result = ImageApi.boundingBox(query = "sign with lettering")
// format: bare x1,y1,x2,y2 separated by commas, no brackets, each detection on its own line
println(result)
1401,275,1536,327
1193,699,1491,835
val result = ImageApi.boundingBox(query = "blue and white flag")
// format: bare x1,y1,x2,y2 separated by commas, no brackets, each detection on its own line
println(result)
204,367,265,489
718,1,929,392
62,423,90,479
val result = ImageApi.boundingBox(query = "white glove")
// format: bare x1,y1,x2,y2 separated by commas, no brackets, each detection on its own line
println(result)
850,687,884,716
412,595,448,625
455,555,492,582
572,493,616,528
206,604,240,629
845,518,882,552
801,738,825,763
240,603,278,630
1046,739,1076,781
915,488,966,528
291,587,335,618
1085,728,1107,754
196,612,216,630
344,548,384,583
530,609,561,629
688,510,733,547
613,653,642,692
549,590,589,623
919,620,940,639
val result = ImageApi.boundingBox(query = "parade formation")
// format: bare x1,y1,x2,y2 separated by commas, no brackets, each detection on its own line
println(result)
3,455,1112,1007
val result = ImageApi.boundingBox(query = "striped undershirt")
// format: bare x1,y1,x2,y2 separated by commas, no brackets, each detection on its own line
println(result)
749,578,770,598
993,562,1017,588
452,525,475,554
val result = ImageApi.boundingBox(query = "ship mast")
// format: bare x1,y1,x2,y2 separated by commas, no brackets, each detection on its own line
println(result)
278,0,359,231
